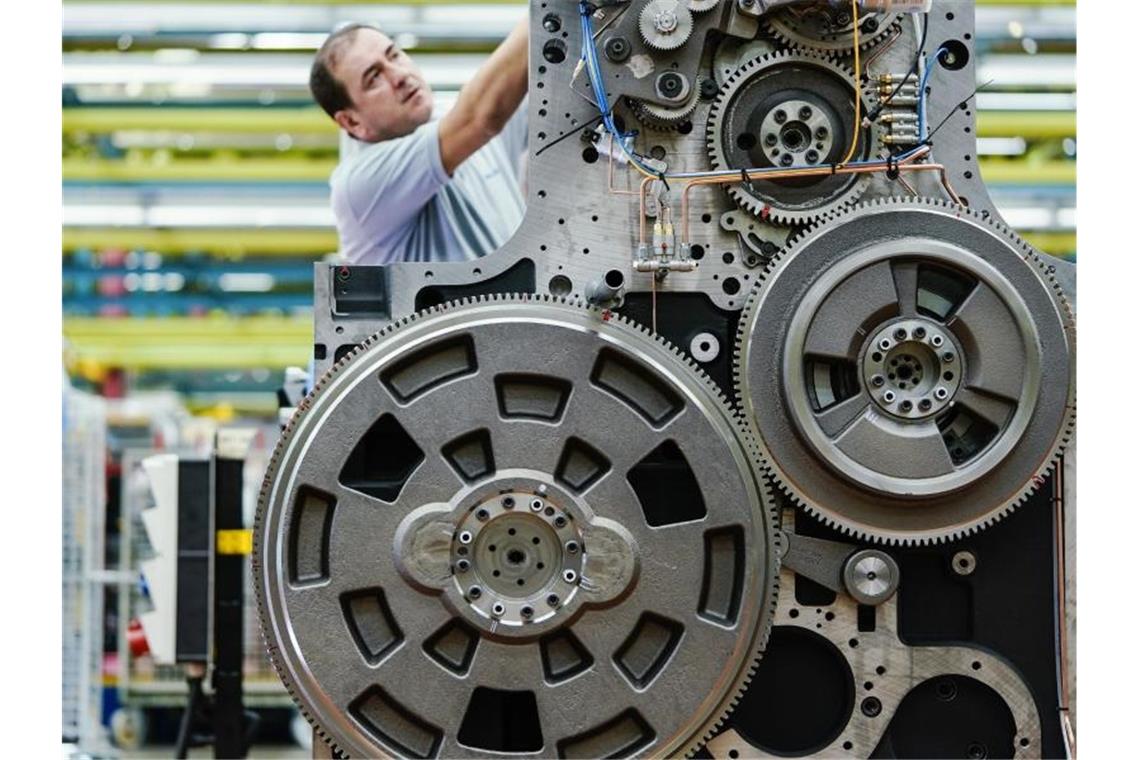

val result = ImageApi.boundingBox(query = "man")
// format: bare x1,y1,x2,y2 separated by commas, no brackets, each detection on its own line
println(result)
309,19,529,265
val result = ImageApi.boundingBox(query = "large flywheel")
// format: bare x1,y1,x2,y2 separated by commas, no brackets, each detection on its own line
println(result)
255,295,779,758
736,199,1075,544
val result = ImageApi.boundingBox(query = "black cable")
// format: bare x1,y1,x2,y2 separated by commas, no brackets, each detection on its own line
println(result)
533,114,605,158
867,12,929,124
924,79,994,145
174,674,205,760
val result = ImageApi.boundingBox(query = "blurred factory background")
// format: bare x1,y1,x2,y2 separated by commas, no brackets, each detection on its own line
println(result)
60,0,1076,754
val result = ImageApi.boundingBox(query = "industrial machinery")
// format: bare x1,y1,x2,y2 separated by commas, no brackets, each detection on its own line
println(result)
254,0,1076,756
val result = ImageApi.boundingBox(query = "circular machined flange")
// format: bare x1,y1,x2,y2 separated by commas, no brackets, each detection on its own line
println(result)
843,549,899,605
706,50,882,225
255,296,779,758
736,200,1075,544
764,3,904,56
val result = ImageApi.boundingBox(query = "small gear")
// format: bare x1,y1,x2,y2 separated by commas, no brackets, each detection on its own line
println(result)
765,3,904,56
638,0,694,51
626,84,702,129
705,49,884,226
734,198,1076,545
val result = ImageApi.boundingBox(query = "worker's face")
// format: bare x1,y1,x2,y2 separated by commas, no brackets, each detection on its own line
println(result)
331,28,433,142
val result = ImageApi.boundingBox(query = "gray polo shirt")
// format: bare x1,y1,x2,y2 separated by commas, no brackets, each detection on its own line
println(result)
331,104,527,265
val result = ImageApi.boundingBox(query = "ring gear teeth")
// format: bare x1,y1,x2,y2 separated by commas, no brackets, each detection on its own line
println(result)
705,49,885,226
764,5,904,56
733,198,1077,546
686,0,720,12
253,294,781,758
638,0,695,51
627,84,702,129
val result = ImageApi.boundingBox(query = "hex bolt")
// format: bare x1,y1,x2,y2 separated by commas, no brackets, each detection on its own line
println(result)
565,540,580,554
456,559,471,573
931,334,944,347
805,150,819,164
913,326,927,339
919,398,932,411
468,586,483,600
934,387,949,400
871,374,885,387
942,351,955,363
530,499,544,512
502,496,515,509
563,569,579,583
900,400,913,412
882,391,896,404
554,515,567,528
491,602,505,617
459,531,473,545
780,154,794,167
774,109,787,124
476,508,489,521
765,133,778,146
815,126,829,140
799,105,813,120
861,696,882,717
893,327,907,341
547,593,561,607
520,606,534,619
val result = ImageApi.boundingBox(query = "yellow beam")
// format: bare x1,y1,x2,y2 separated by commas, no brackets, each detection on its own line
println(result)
64,316,312,371
1020,232,1076,255
64,227,337,256
977,159,1074,185
66,155,1075,185
64,108,335,135
65,108,1075,141
976,111,1075,140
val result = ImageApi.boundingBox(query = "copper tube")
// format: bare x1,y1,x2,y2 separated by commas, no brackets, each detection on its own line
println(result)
607,136,642,197
676,146,937,244
864,25,903,70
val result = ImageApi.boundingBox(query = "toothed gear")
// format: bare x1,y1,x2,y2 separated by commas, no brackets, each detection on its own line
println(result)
734,199,1076,545
627,85,701,129
687,0,720,12
764,4,904,56
638,0,694,51
706,50,883,226
712,37,777,87
254,295,780,758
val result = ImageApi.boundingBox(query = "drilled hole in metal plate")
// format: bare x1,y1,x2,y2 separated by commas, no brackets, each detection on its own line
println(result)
339,414,425,502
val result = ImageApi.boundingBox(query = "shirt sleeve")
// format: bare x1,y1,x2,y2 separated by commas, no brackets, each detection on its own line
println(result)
497,98,529,172
340,119,452,243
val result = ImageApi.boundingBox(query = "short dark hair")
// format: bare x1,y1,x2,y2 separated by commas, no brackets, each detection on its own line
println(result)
309,23,379,118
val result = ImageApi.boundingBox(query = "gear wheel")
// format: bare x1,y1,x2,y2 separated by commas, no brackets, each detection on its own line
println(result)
735,199,1076,545
639,0,694,51
764,3,904,56
706,50,883,226
627,86,701,130
255,295,780,758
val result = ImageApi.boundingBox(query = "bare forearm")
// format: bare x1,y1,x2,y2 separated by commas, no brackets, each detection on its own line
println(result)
439,16,529,173
464,17,529,134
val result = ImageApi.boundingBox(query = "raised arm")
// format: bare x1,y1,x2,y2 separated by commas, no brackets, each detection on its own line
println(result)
438,16,529,175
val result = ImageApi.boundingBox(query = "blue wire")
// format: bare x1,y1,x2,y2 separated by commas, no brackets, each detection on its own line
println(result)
919,47,949,139
577,3,928,179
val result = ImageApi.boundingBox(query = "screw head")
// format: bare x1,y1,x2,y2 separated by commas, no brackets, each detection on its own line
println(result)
799,105,813,120
931,334,945,347
805,150,819,164
935,387,949,400
520,606,534,619
547,593,561,607
861,696,882,717
566,540,580,554
468,586,483,600
774,109,787,124
563,569,578,584
942,351,955,363
476,508,489,521
502,496,515,509
882,391,896,404
919,399,932,411
554,515,567,527
765,133,778,146
456,559,471,573
893,327,907,340
815,126,829,140
914,326,927,339
779,154,794,167
900,400,913,412
871,374,885,387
